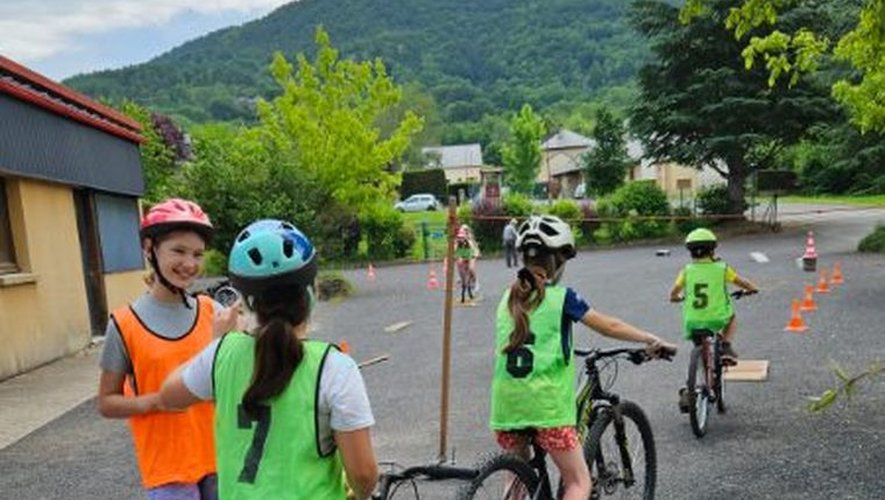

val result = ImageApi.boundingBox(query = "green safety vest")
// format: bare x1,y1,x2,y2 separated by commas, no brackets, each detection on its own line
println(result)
213,333,346,499
490,286,575,430
682,261,734,339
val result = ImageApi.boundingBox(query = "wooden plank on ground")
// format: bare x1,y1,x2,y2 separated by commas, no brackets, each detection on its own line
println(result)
724,359,769,381
383,321,413,333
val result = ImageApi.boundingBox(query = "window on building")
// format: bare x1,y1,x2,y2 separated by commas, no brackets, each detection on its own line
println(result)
0,178,17,274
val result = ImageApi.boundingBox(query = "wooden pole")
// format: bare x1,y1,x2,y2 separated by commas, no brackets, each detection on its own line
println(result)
438,196,457,461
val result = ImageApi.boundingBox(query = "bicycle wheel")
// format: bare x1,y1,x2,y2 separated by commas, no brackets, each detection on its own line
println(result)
714,345,726,414
687,345,709,438
457,453,540,500
583,401,656,499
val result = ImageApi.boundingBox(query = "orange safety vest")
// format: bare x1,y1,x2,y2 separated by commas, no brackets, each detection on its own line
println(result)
113,295,217,488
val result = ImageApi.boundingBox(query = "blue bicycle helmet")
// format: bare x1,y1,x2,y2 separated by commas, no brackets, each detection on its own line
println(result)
228,219,317,296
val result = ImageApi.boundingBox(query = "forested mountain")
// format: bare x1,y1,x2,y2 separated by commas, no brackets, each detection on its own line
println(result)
65,0,648,129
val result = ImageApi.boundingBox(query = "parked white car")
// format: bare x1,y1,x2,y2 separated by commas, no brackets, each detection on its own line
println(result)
395,193,440,212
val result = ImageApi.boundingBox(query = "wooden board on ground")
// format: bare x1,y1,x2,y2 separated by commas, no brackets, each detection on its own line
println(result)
724,359,769,381
383,321,413,333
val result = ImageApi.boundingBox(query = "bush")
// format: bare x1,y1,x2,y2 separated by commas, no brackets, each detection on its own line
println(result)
463,199,507,252
316,271,354,301
695,184,744,216
673,206,705,234
394,225,417,258
599,181,671,241
360,203,407,261
502,193,534,217
548,199,584,243
202,249,227,278
858,225,885,253
579,201,600,245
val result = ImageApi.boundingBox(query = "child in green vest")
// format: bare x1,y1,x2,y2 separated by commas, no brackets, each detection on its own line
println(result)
490,215,676,500
669,228,758,410
160,220,378,499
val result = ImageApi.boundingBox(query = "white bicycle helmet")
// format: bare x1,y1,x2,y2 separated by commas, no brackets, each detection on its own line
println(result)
516,215,576,259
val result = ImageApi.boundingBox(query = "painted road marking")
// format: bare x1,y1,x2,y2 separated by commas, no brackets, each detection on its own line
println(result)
384,321,413,333
750,252,770,263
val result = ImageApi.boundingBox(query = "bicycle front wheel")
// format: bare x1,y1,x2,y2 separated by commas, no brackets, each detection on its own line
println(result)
457,453,540,500
688,345,709,438
583,401,656,499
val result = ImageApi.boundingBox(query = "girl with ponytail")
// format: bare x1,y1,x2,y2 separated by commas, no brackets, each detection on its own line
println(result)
161,220,377,499
490,216,676,500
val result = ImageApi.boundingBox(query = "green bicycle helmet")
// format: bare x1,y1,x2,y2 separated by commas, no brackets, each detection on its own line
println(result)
228,219,317,296
685,227,717,255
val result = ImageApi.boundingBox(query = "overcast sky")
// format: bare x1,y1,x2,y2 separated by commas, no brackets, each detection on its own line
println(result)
0,0,294,81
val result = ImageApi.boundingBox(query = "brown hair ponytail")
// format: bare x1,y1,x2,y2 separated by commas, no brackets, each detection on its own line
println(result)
504,266,548,353
241,284,310,419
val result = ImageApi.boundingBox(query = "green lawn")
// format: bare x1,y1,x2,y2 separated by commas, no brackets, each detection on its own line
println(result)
780,195,885,207
401,210,449,260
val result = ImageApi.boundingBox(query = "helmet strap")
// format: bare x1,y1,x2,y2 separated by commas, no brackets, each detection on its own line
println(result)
149,246,192,309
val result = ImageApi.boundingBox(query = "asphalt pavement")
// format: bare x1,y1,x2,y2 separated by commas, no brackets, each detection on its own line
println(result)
1,204,882,499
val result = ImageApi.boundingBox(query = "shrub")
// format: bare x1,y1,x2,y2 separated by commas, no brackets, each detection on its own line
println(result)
202,249,227,278
502,193,534,217
602,181,671,240
858,225,885,253
548,199,584,243
360,203,406,261
316,271,354,301
464,199,507,252
695,184,744,216
394,225,417,258
673,206,705,234
579,201,600,245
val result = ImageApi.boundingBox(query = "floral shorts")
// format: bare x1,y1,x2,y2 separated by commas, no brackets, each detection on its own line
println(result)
495,426,579,453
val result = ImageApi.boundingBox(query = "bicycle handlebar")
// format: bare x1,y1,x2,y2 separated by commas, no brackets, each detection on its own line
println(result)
730,289,759,299
574,346,675,364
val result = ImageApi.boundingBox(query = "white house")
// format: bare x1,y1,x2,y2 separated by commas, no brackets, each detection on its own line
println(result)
422,144,484,183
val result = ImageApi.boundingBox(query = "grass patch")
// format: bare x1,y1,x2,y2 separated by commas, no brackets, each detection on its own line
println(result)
401,210,449,260
780,195,885,207
316,271,354,301
858,225,885,253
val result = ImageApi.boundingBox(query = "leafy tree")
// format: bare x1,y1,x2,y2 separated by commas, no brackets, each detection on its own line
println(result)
256,27,423,211
582,106,629,196
119,100,179,203
629,0,838,213
682,0,885,133
502,104,546,195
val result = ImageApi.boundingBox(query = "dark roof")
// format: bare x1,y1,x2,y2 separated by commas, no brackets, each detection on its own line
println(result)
0,55,143,144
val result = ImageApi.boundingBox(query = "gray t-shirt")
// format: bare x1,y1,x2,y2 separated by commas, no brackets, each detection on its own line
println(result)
99,293,223,375
182,337,375,453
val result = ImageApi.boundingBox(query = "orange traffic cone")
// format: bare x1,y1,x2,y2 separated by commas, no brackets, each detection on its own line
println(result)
815,268,830,294
339,340,350,354
367,263,376,281
784,299,809,333
800,284,817,312
831,261,844,285
427,266,439,290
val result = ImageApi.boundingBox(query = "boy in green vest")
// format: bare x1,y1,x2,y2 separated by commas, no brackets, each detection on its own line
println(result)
670,228,758,410
491,215,676,500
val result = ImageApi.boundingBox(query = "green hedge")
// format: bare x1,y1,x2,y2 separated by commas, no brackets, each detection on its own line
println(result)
400,169,447,201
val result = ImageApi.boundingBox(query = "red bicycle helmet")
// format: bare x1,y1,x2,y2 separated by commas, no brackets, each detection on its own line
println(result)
140,198,213,242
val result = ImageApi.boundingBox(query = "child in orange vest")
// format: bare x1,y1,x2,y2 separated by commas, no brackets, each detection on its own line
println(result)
97,199,240,499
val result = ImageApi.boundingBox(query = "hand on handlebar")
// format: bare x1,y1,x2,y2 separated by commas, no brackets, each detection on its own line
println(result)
645,338,677,360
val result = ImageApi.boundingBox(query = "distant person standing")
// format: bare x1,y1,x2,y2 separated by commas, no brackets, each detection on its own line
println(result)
503,218,518,268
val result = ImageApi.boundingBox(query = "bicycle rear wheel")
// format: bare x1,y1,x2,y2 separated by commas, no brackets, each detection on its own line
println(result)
714,344,727,414
688,345,709,438
457,453,540,500
583,401,656,499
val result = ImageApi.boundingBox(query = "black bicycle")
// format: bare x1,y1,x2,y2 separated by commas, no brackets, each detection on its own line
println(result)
459,346,673,500
683,290,756,438
370,462,477,499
